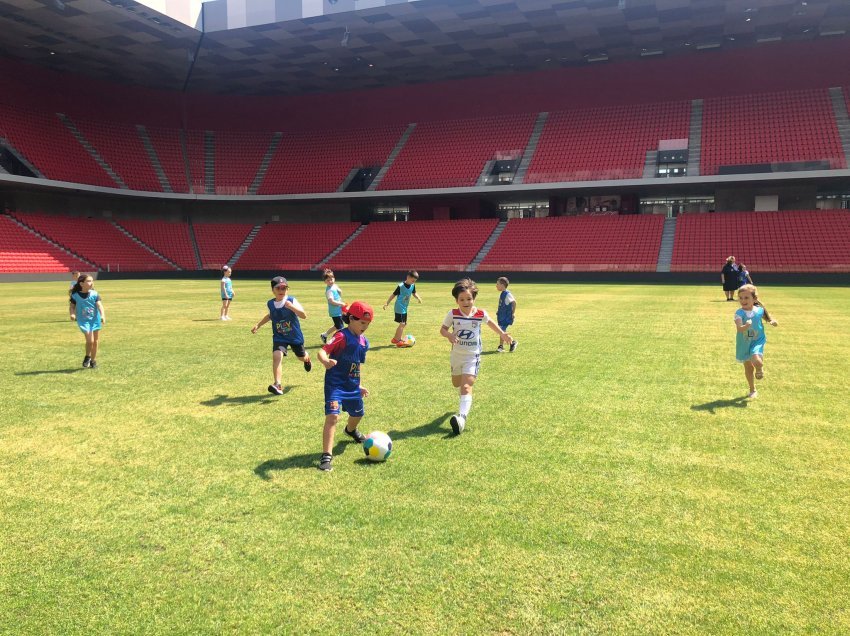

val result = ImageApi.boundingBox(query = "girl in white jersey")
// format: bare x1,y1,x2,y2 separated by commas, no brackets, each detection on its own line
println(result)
440,278,512,434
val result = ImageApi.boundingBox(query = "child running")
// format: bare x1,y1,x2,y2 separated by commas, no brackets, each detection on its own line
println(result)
69,274,105,369
440,278,512,434
317,301,374,472
383,270,422,347
251,276,312,395
220,266,234,321
495,276,518,353
734,283,778,399
320,269,345,344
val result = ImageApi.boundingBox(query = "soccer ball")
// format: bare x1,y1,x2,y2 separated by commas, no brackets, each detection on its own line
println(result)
363,431,392,461
404,334,415,347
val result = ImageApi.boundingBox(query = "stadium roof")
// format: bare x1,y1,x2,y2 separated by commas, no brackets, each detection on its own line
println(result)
0,0,848,95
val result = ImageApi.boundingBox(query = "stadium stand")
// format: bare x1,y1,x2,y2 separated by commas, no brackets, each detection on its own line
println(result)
185,130,207,193
192,222,254,269
700,89,846,175
0,215,91,273
234,222,361,270
257,125,405,194
378,114,536,190
671,210,850,272
525,101,691,183
74,119,163,192
215,131,271,195
0,104,117,188
478,215,666,272
10,213,176,271
145,126,188,192
326,219,499,271
115,219,196,270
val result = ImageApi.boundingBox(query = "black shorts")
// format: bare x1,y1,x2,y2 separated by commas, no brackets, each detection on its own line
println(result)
273,342,306,357
394,312,408,324
330,316,345,330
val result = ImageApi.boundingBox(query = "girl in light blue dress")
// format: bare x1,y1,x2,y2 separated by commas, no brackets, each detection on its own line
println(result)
220,266,234,321
734,284,778,398
69,274,106,369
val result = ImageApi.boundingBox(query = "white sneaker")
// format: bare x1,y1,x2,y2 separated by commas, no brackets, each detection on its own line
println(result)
225,316,232,320
220,316,227,321
450,414,466,434
747,390,758,399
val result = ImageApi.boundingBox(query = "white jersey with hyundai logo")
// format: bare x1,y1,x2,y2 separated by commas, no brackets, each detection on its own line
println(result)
442,307,489,357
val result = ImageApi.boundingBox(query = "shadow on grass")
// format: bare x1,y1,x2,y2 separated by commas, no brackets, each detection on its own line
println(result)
201,389,294,407
192,319,228,322
388,411,455,440
691,396,750,413
367,344,410,352
15,368,87,376
254,440,348,478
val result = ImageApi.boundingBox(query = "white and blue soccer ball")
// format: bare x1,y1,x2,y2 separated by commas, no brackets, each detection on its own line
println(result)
363,431,392,461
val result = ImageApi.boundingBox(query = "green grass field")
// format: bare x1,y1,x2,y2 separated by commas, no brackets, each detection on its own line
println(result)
1,279,849,635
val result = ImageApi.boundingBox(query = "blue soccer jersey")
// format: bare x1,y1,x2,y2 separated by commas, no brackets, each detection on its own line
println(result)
268,296,304,345
394,282,415,314
322,328,368,400
735,306,767,362
326,284,343,317
71,290,102,333
497,289,515,327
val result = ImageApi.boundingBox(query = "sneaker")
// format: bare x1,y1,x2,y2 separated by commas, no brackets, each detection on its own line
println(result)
344,427,366,444
303,359,312,372
320,333,327,344
496,345,505,353
220,316,227,320
396,340,409,348
509,340,518,353
267,383,283,395
82,356,91,368
225,316,232,321
391,338,401,345
747,390,758,399
450,414,466,435
318,453,333,472
755,369,764,380
89,361,98,370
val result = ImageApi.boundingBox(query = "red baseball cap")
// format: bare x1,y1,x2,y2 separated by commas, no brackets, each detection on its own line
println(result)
345,301,374,322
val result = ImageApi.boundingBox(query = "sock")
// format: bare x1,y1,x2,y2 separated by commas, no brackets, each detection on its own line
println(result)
459,394,472,417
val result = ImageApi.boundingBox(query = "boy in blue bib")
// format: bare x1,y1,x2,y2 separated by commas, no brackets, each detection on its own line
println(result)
252,276,312,395
383,270,421,347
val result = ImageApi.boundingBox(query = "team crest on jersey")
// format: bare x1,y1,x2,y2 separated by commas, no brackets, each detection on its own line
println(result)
275,320,292,335
84,307,95,319
348,363,360,378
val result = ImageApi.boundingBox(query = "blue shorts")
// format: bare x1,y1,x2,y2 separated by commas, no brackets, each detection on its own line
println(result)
78,322,101,334
736,339,765,363
498,321,513,332
325,396,364,417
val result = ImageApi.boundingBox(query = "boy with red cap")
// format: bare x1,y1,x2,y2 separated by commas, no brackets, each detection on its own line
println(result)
316,300,374,472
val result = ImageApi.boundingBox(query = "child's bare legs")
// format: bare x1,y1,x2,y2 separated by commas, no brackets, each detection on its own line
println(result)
743,361,756,396
751,353,764,379
272,349,284,386
83,331,95,357
90,331,99,361
220,299,231,319
322,415,362,453
393,321,405,342
323,326,338,341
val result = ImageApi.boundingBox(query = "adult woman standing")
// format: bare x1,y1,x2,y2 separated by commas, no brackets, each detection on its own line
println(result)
721,256,739,301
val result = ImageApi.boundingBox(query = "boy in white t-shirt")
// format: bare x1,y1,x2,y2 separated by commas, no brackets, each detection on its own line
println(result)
439,278,512,434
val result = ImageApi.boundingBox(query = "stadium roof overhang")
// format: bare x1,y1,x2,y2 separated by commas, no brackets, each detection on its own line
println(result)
0,0,848,95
